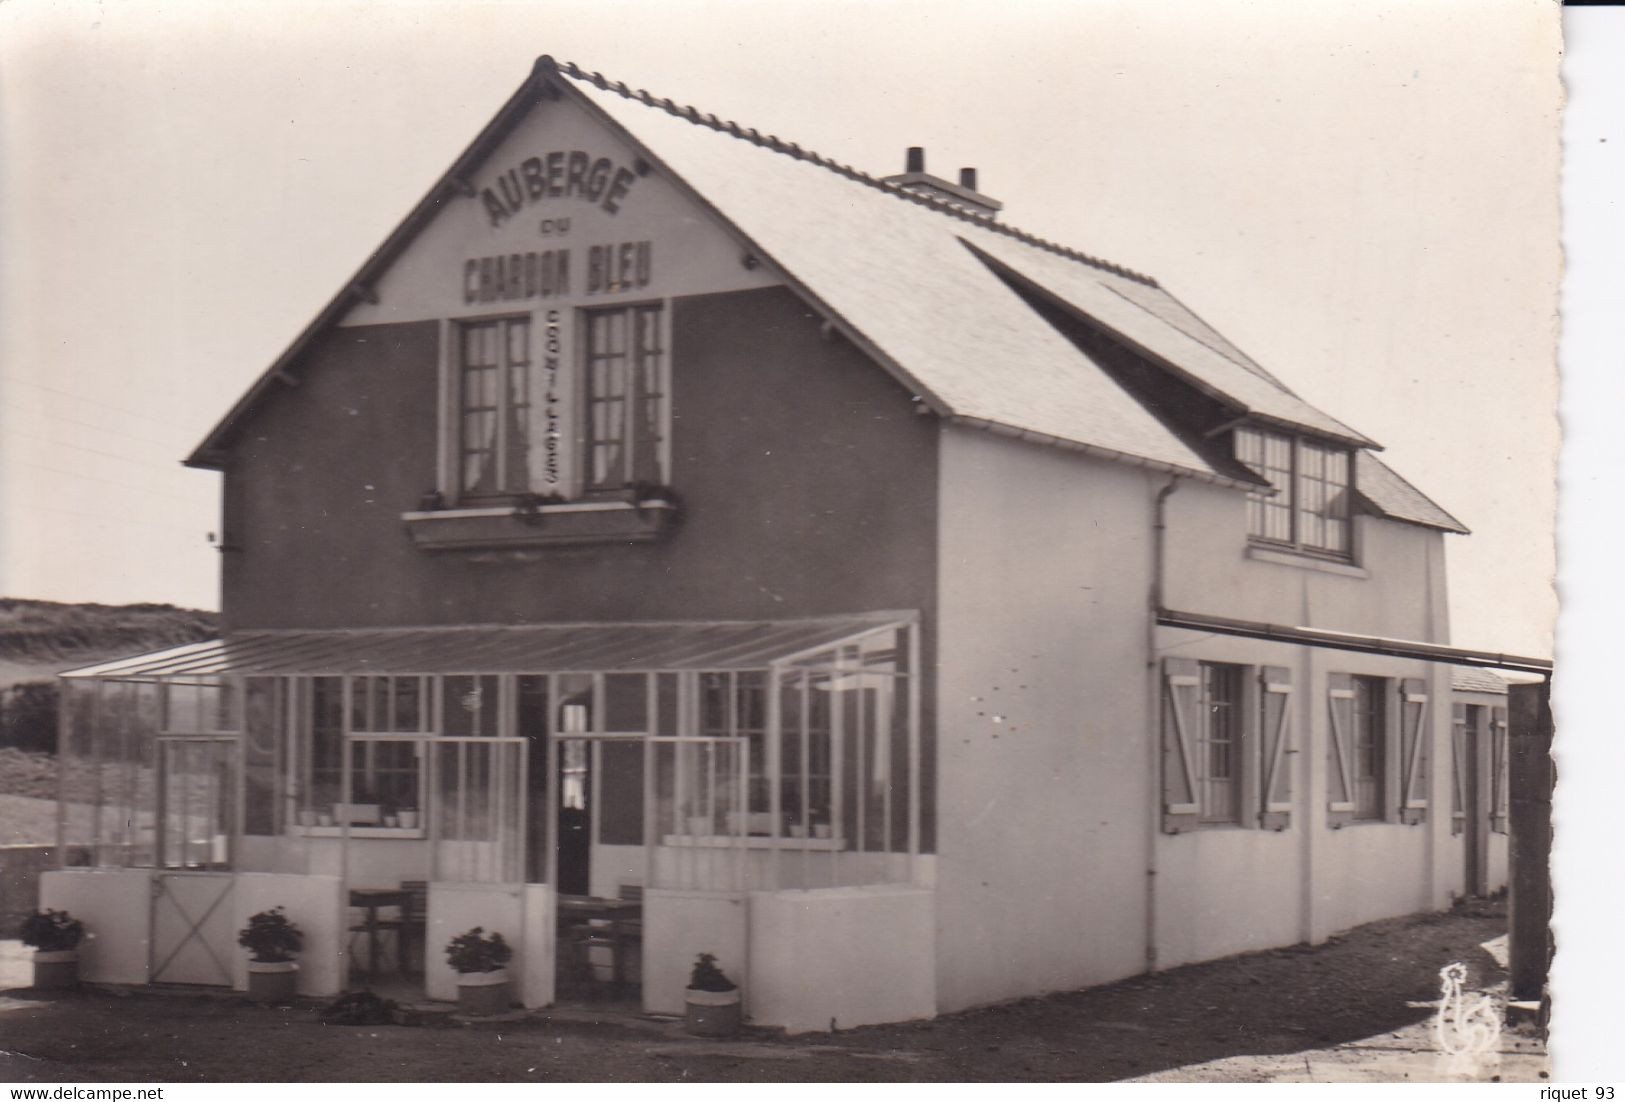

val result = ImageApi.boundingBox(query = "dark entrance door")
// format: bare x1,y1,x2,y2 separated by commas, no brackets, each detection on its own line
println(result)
556,738,592,896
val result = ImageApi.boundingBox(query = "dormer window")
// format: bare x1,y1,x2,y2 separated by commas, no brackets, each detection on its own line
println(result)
1234,427,1352,557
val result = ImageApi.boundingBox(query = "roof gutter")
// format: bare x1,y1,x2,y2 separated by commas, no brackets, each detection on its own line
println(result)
1156,607,1552,676
950,415,1258,490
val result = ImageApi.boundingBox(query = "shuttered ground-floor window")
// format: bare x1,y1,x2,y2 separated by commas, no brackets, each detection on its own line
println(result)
1162,659,1294,833
1327,673,1430,828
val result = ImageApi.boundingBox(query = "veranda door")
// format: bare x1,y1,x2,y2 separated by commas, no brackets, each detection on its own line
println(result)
149,736,239,985
150,872,236,985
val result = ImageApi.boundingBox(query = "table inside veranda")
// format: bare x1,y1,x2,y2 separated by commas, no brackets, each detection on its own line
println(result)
556,894,643,988
349,887,411,987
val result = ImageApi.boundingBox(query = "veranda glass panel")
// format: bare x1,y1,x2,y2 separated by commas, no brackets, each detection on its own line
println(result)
442,675,501,737
243,678,284,837
157,737,236,869
295,677,344,824
649,737,748,891
432,738,525,882
774,626,915,886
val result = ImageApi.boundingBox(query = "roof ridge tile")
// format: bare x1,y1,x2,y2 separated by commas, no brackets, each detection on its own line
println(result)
555,57,1158,287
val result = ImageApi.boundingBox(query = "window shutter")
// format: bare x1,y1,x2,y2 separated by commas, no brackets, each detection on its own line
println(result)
1326,673,1356,828
1398,678,1429,825
1259,665,1293,831
1161,658,1202,834
1490,705,1509,834
1450,702,1467,837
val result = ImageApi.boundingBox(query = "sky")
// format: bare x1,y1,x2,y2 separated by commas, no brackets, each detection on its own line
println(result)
0,0,1559,664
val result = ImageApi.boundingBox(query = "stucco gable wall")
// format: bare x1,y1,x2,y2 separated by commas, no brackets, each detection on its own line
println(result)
1160,479,1450,644
933,424,1156,1012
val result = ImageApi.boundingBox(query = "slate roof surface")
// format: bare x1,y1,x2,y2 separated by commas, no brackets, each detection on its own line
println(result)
1354,453,1470,534
1451,665,1509,694
571,75,1228,481
961,236,1373,446
570,67,1376,466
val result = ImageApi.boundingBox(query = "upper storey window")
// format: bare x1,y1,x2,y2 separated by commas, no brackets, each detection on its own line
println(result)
584,303,667,493
451,303,669,503
1234,427,1352,557
459,316,534,496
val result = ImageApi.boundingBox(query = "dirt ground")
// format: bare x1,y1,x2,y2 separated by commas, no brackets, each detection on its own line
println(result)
0,900,1538,1083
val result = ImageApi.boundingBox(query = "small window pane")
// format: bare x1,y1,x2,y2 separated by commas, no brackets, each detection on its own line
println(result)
604,673,649,732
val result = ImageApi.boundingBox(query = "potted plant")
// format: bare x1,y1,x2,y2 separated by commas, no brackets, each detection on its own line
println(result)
21,909,84,990
445,926,513,1016
237,906,303,1004
684,952,741,1037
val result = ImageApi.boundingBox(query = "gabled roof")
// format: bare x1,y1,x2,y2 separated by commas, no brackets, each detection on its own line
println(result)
1355,453,1470,534
189,56,1455,519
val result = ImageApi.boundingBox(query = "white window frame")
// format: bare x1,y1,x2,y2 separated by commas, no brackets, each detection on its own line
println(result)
1234,426,1355,559
580,300,672,495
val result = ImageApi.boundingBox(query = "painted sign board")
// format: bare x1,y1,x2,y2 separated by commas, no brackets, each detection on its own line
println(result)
341,92,777,324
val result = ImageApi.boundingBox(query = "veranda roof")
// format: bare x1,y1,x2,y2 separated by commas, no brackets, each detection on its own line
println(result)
60,612,911,681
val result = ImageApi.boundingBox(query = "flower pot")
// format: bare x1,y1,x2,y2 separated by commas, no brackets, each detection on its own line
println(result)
246,959,299,1004
813,824,832,840
456,968,512,1017
398,810,419,830
684,987,742,1037
32,949,78,990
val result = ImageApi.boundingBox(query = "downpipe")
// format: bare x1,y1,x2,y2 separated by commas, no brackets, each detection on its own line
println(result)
1145,475,1180,973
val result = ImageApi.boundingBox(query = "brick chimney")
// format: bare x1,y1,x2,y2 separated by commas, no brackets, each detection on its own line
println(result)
881,147,1002,219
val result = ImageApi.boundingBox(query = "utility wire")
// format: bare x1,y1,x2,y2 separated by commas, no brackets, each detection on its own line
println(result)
13,500,210,537
6,427,194,473
0,372,206,435
12,459,210,505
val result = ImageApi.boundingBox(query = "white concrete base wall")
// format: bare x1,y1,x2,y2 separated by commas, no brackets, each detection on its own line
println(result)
425,882,525,1002
1156,829,1301,970
519,884,555,1009
748,886,935,1034
641,889,747,1015
650,845,919,892
1314,824,1431,940
229,873,344,996
40,869,151,985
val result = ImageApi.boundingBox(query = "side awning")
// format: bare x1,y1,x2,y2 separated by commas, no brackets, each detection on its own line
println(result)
61,611,914,681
